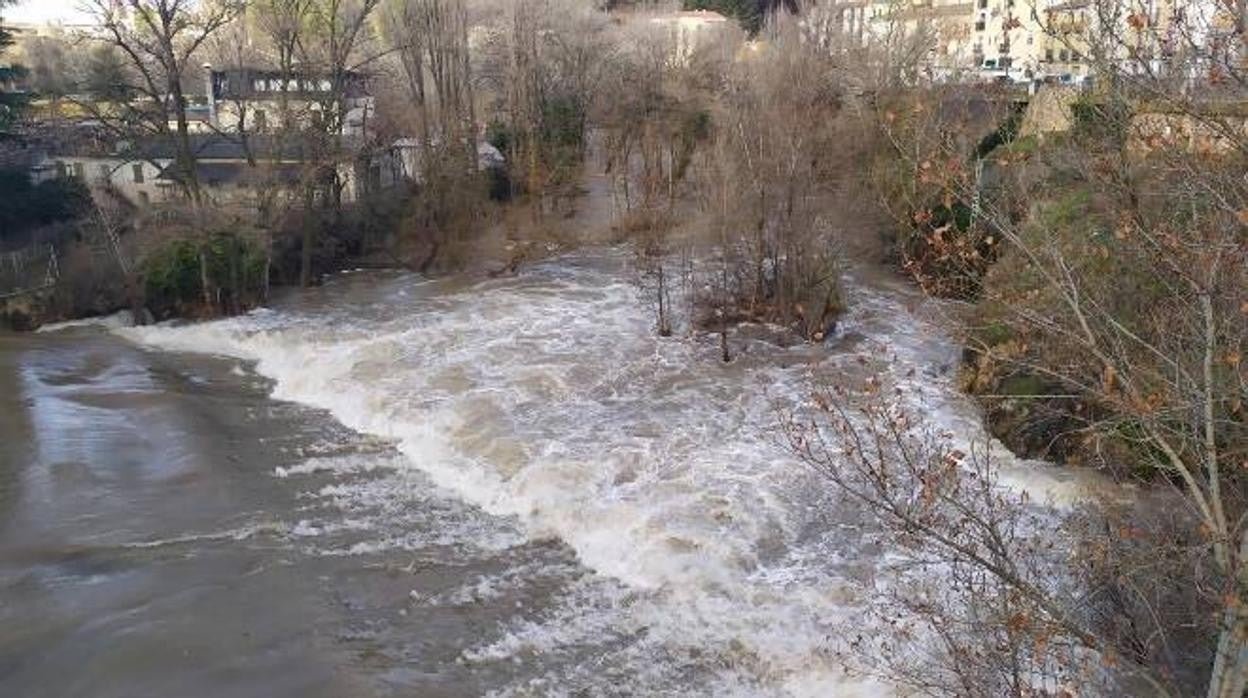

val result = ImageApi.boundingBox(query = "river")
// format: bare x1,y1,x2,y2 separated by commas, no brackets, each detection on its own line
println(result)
0,250,1092,696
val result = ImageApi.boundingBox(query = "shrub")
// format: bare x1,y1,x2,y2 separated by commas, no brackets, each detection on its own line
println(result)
141,232,267,319
0,168,91,247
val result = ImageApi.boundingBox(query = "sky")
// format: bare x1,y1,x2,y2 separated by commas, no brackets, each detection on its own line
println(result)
5,1,92,25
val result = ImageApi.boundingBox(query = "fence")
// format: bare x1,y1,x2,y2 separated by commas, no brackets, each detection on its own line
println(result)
0,245,60,300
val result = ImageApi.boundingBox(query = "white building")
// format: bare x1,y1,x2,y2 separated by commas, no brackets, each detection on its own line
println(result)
203,68,375,137
645,9,737,65
806,1,979,81
31,134,382,208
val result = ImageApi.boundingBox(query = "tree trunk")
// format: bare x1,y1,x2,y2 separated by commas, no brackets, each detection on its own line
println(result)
301,225,314,288
199,248,212,311
656,263,671,337
1207,609,1248,698
169,78,201,206
300,181,315,288
229,238,240,315
263,230,272,302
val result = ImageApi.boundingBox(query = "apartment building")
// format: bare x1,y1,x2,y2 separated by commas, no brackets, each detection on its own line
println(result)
809,0,1237,84
966,0,1052,79
968,0,1237,82
807,0,978,79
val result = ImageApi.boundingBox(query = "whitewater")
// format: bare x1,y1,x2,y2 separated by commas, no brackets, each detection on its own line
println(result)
113,250,1087,696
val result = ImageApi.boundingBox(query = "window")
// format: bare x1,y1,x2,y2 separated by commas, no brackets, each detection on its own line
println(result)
99,164,110,180
1045,49,1054,61
254,109,267,132
55,161,66,178
132,163,144,183
978,0,987,8
1059,49,1069,61
73,163,85,179
253,78,266,92
319,79,332,92
975,20,986,31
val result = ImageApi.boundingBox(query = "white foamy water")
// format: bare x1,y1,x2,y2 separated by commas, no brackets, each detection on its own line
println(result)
36,309,136,333
114,252,1079,695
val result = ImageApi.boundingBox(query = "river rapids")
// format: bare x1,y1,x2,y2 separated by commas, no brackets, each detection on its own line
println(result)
11,250,1082,696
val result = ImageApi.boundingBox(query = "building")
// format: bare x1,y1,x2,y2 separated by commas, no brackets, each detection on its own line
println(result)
806,0,978,80
28,128,508,210
955,0,1239,83
389,139,506,185
806,0,1237,84
643,9,738,65
29,133,391,208
203,68,375,137
1035,1,1092,82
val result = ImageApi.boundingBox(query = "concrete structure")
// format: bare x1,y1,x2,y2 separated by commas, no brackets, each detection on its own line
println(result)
1130,107,1248,156
1018,83,1079,136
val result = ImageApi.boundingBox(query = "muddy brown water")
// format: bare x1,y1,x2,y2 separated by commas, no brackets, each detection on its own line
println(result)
0,331,594,698
0,252,1097,697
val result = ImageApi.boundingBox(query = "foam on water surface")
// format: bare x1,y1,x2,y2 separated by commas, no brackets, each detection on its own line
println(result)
115,252,1073,694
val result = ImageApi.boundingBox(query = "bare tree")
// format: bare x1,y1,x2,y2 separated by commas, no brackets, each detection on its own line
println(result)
813,1,1248,695
84,0,243,205
688,17,847,341
293,0,382,286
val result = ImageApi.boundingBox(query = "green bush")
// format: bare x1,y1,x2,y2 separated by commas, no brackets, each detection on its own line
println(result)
142,239,201,315
0,167,91,245
486,120,512,155
1070,97,1131,147
141,232,267,319
684,0,761,33
974,103,1027,159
